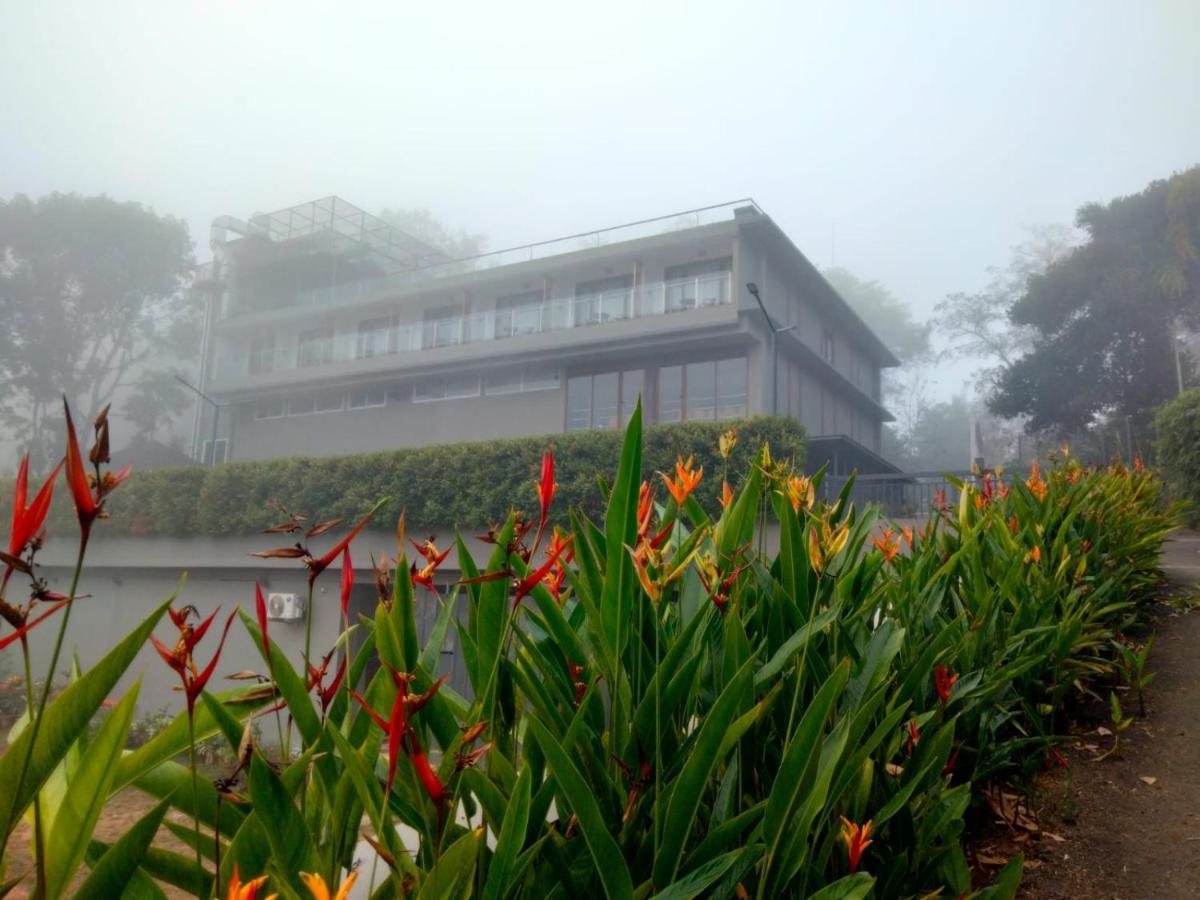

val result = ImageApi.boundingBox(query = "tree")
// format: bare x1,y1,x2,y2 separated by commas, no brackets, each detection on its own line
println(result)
824,267,930,363
934,224,1078,394
0,193,199,467
379,207,487,259
988,167,1200,432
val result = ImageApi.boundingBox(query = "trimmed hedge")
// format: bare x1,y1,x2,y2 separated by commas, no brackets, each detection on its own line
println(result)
1154,387,1200,526
11,417,804,538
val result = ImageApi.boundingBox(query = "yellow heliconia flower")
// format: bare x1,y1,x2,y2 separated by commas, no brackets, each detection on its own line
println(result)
300,870,358,900
781,474,815,513
719,428,738,459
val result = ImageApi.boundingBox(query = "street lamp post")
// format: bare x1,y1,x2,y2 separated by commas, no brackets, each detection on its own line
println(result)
745,282,796,415
175,375,228,464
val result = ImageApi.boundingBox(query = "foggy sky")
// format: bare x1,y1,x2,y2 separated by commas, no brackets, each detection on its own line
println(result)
2,0,1197,397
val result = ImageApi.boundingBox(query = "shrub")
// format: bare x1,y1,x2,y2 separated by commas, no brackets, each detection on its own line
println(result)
1154,387,1200,525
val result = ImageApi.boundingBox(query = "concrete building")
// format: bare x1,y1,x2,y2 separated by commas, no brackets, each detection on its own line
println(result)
190,197,899,475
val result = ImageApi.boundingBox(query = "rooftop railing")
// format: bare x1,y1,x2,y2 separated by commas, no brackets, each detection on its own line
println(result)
220,200,760,320
211,272,733,384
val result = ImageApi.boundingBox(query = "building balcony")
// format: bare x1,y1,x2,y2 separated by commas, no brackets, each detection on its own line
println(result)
209,272,735,392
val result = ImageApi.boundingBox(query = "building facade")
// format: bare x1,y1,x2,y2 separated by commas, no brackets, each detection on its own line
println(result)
192,198,898,474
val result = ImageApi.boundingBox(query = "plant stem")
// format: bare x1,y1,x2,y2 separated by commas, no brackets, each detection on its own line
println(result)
20,637,48,899
187,711,204,895
7,536,87,887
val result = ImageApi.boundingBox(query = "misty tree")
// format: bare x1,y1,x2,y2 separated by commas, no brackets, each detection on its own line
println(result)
989,167,1200,432
0,193,199,467
933,224,1078,395
379,207,487,259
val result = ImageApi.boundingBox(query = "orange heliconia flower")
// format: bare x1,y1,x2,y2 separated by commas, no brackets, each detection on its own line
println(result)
1026,463,1048,503
901,526,914,548
839,817,874,873
662,454,703,506
782,474,815,513
871,528,900,563
299,870,358,900
226,865,274,900
1028,545,1042,565
719,480,734,509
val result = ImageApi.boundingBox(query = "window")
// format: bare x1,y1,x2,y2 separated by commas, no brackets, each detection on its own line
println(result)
565,370,643,432
656,357,746,422
658,365,683,423
485,367,560,395
357,317,392,358
413,373,480,403
298,326,334,367
249,336,275,374
716,357,748,419
422,305,461,349
574,275,632,326
254,398,285,420
349,387,387,409
494,290,544,339
287,395,316,416
315,391,344,413
664,257,732,311
201,438,228,465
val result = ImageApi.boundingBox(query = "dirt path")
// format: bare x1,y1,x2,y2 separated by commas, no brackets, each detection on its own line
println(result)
1019,530,1200,899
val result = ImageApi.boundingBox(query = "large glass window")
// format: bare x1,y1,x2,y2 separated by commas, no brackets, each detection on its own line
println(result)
254,398,285,420
716,357,748,419
414,373,480,403
566,369,643,432
348,387,387,409
422,305,461,349
357,317,392,359
315,391,345,413
297,326,334,367
485,366,560,395
664,257,732,312
686,362,717,420
658,366,683,423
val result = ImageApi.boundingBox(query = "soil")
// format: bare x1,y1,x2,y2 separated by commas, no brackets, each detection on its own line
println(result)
977,530,1200,900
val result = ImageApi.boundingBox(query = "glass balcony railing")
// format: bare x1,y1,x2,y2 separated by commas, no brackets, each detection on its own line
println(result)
219,199,761,319
211,272,733,383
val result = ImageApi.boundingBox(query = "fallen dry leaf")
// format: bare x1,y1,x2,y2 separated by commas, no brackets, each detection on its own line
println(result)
1139,775,1158,785
1096,726,1113,736
1045,831,1068,843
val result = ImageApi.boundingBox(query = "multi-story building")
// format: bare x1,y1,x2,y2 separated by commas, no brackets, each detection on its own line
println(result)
191,197,899,475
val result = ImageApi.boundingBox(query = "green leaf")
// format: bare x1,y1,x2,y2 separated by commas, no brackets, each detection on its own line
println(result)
648,847,750,900
753,603,841,687
247,751,320,895
416,826,483,900
652,656,756,887
976,854,1024,899
600,398,643,662
0,595,172,845
805,872,875,900
481,766,532,900
44,682,140,899
74,796,170,900
526,717,634,900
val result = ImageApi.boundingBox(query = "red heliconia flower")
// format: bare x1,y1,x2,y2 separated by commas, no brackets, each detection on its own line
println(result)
406,730,447,826
63,400,131,537
354,666,445,797
410,537,451,593
150,606,237,715
4,455,62,578
512,535,573,608
339,547,353,621
943,745,960,778
839,817,874,873
532,448,557,552
934,665,958,707
306,509,375,585
254,583,271,665
0,598,71,651
906,719,921,754
567,660,587,706
307,648,348,715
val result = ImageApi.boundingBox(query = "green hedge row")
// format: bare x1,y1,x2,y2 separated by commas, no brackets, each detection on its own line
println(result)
13,417,804,538
1154,387,1200,526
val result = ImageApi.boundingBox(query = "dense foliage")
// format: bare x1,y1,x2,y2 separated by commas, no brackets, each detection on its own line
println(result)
0,403,1175,898
990,166,1200,431
1154,387,1200,525
4,417,805,537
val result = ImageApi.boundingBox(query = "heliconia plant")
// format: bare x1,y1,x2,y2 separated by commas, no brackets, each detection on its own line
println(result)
0,401,1177,898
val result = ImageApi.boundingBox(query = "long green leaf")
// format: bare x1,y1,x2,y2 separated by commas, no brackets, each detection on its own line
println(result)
0,595,172,844
481,766,532,900
649,847,750,900
74,796,170,900
247,751,320,895
526,717,634,900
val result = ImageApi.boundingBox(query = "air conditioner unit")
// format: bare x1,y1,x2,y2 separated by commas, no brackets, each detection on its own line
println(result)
266,592,305,622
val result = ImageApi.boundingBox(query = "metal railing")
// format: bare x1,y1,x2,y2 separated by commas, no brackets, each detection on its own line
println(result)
212,272,733,382
818,471,1009,519
220,200,759,320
